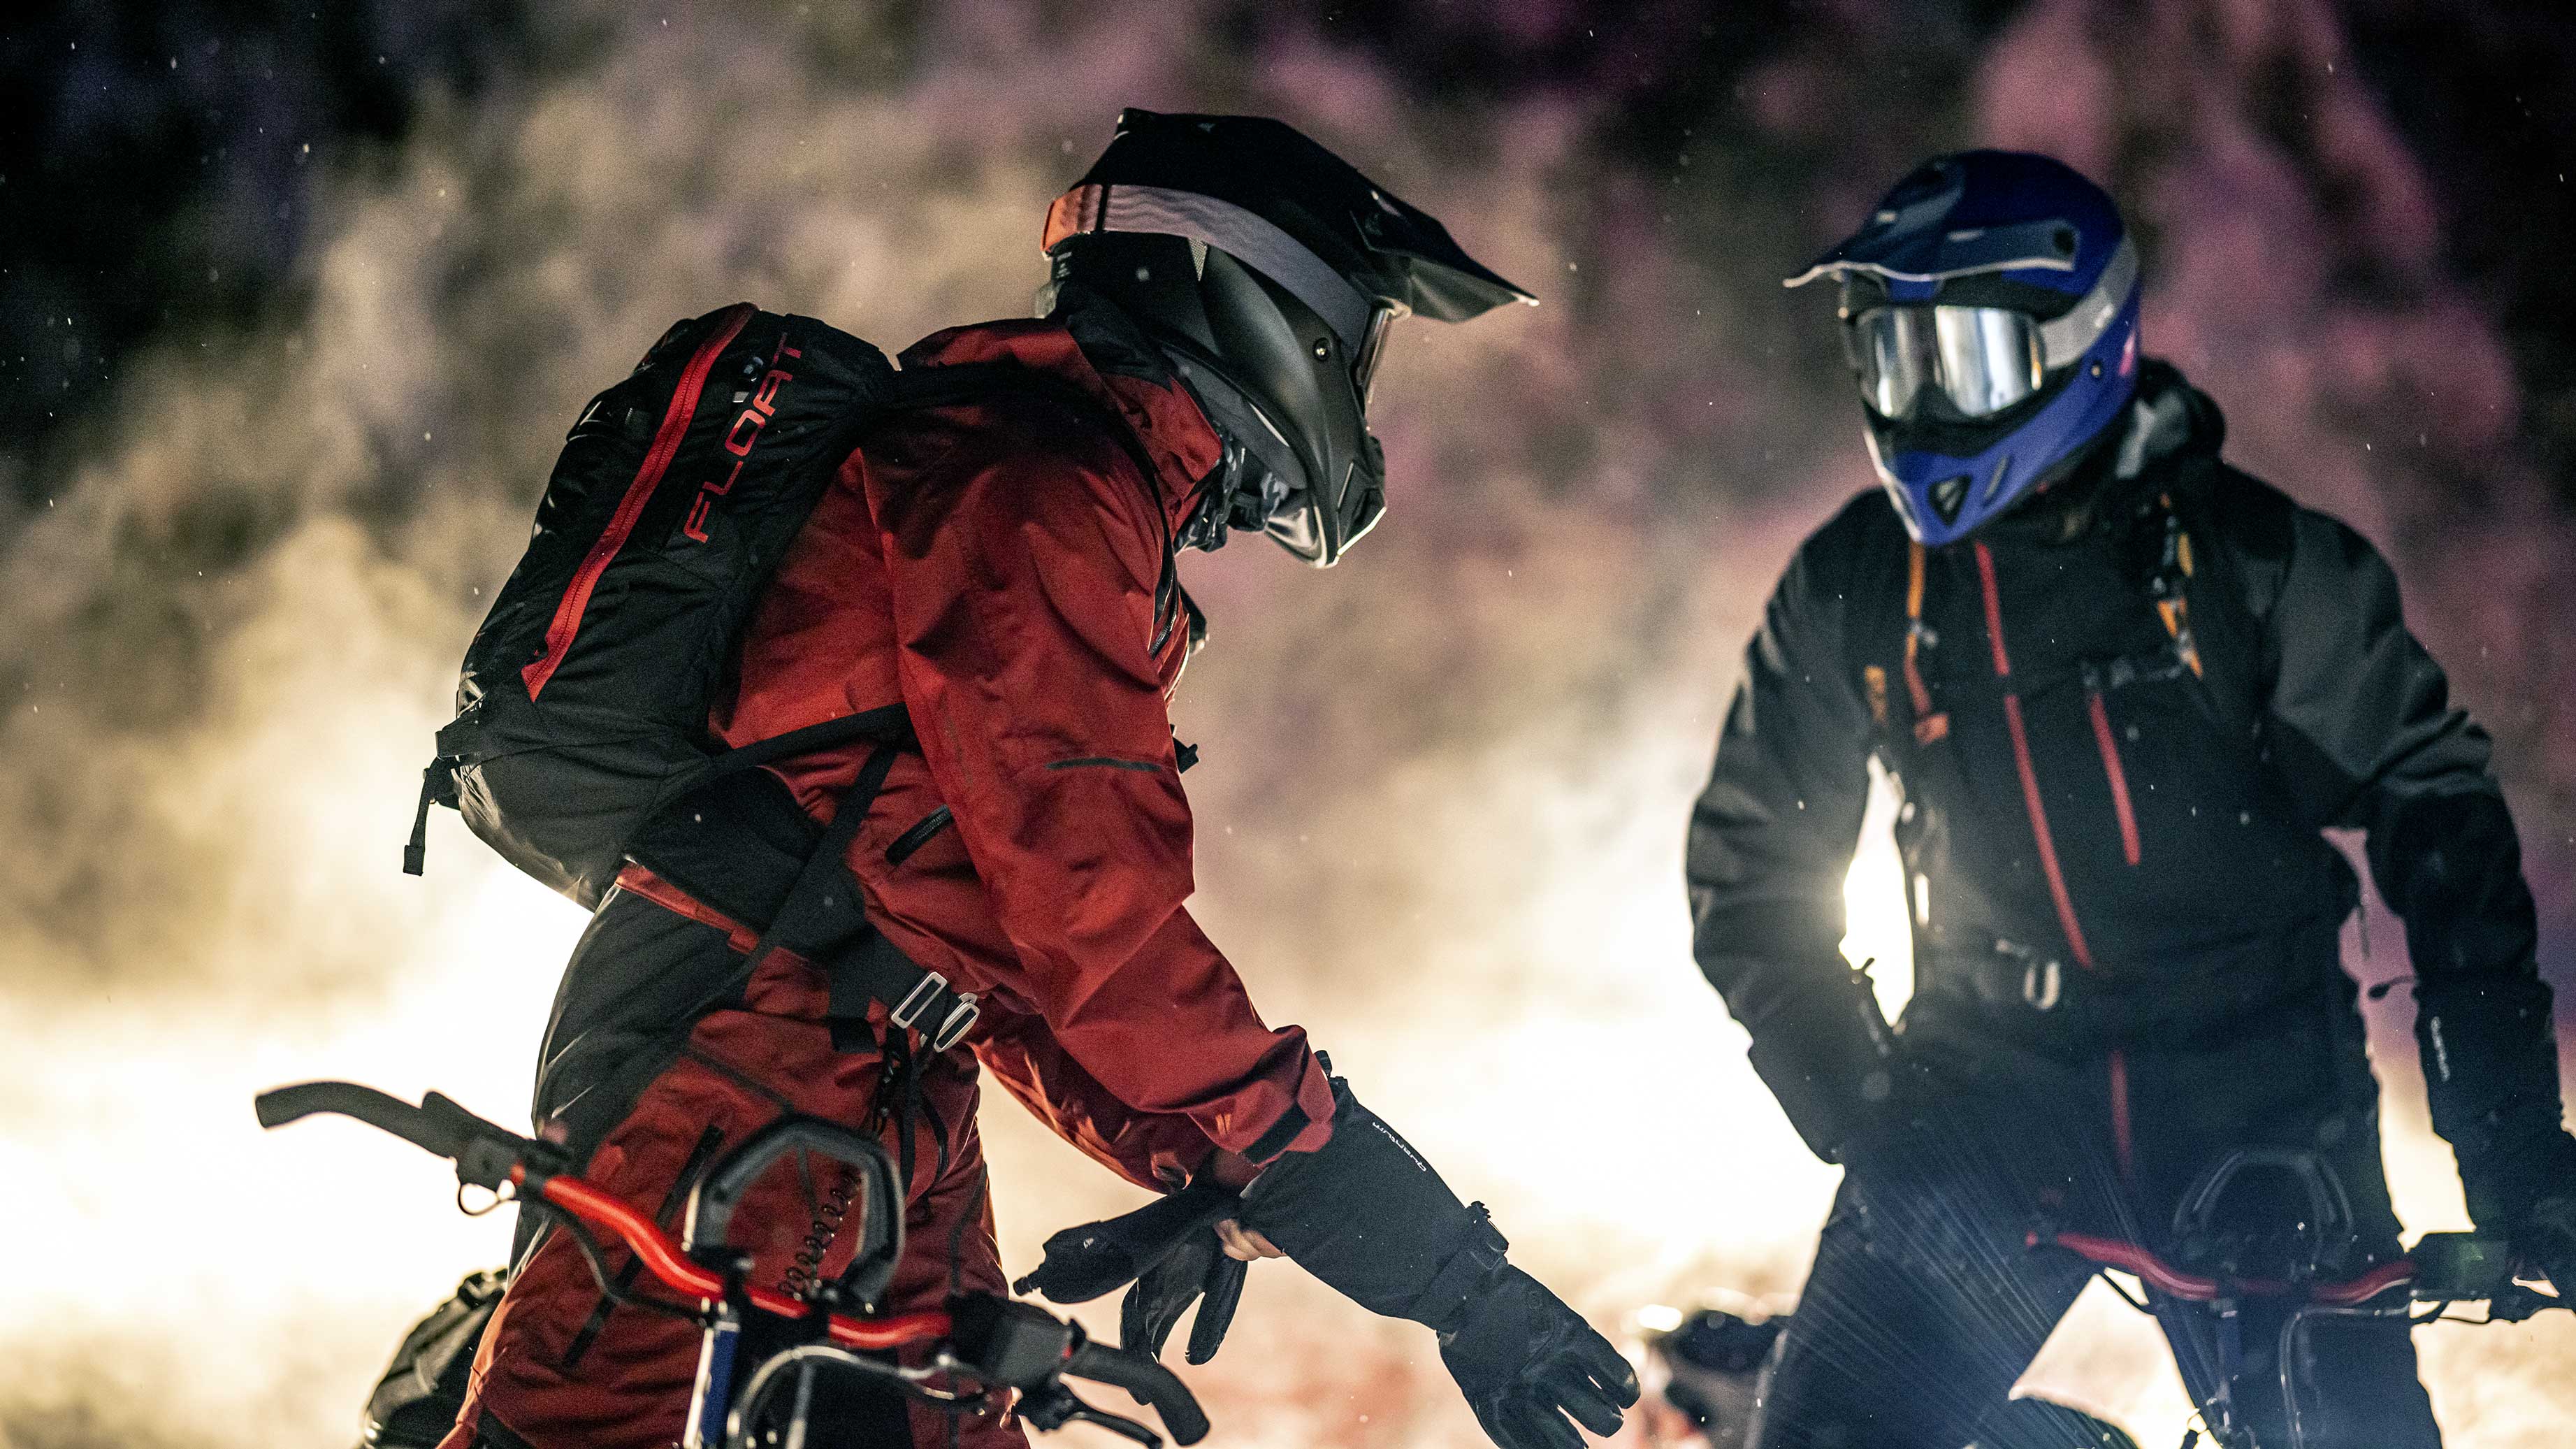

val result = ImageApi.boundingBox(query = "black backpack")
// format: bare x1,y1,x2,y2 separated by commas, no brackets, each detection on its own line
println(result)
400,303,1076,1065
405,303,994,909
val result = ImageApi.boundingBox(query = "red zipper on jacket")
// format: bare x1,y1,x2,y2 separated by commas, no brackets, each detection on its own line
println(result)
2106,1045,2136,1180
523,303,755,700
1974,542,2139,1184
1974,542,2096,972
2086,690,2143,866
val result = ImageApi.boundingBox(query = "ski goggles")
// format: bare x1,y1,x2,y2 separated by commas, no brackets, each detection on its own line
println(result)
1836,236,2141,421
1846,303,2046,421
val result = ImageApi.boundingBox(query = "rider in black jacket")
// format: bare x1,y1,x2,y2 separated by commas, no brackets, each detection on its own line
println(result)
1686,151,2576,1449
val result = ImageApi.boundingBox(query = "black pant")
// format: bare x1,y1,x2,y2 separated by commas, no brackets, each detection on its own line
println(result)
1754,992,2442,1449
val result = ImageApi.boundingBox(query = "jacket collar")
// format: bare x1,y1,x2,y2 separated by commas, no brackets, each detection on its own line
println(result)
1976,359,2222,547
2109,359,2223,484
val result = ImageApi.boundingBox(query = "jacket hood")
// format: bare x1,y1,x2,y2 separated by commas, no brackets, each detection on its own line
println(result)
2110,359,2223,483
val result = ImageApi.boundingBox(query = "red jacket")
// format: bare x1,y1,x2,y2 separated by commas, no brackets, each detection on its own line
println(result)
625,317,1335,1190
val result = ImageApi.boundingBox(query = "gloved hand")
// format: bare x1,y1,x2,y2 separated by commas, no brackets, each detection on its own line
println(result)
2517,1191,2576,1299
1438,1265,1635,1449
1119,1224,1247,1365
2415,971,2576,1295
1015,1171,1238,1311
1238,1075,1638,1448
2457,1124,2576,1297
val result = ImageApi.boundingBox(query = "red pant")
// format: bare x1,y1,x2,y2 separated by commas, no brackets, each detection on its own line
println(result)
442,898,1022,1449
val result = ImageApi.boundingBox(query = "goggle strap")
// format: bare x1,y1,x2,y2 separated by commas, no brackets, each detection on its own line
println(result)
2037,236,2138,369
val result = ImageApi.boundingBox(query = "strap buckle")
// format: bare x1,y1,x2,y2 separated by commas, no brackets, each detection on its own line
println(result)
929,995,979,1052
889,971,980,1051
888,971,947,1030
2022,956,2064,1011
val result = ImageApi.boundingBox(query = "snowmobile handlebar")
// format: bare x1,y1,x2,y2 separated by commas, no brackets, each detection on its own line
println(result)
257,1080,558,1197
2032,1228,2563,1318
254,1080,950,1348
1062,1340,1210,1445
254,1081,1211,1445
254,1080,509,1176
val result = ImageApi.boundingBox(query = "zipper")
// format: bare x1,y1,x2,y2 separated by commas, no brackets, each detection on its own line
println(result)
2086,689,2143,867
883,805,953,866
1974,544,2143,1190
1975,542,2097,972
2107,1046,2136,1183
523,303,754,700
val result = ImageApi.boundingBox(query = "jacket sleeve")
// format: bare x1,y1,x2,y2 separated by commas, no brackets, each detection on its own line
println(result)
971,990,1213,1192
1684,512,1883,1158
2258,505,2563,1207
1686,518,1877,1023
867,417,1335,1168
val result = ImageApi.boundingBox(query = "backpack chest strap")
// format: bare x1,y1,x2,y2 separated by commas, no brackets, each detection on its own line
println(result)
1887,496,2207,726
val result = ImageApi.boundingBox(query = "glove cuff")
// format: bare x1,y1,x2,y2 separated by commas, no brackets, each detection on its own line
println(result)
2459,1125,2576,1232
1239,1076,1510,1332
1412,1204,1510,1334
2417,973,2563,1167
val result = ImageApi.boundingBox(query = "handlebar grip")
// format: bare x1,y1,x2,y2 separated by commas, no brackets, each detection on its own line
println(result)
254,1081,536,1190
2410,1231,2517,1301
1064,1343,1209,1446
254,1081,472,1158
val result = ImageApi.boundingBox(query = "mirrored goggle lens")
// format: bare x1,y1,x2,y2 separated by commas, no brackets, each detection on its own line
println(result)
1855,306,1932,419
1353,303,1408,405
1851,305,2043,420
1932,305,2043,417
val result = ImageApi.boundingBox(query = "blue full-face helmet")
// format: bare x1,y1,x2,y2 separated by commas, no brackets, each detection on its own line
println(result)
1787,151,2142,545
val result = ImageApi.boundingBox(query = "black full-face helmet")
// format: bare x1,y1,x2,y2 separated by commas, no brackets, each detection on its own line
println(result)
1042,108,1534,566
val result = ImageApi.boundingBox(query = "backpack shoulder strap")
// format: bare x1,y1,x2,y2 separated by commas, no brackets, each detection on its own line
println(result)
1836,504,1945,755
2154,454,2276,740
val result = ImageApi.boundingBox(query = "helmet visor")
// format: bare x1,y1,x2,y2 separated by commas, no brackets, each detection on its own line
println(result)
1851,305,2044,420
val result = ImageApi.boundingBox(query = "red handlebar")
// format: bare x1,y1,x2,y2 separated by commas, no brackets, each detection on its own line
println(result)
528,1169,952,1350
2032,1230,2418,1306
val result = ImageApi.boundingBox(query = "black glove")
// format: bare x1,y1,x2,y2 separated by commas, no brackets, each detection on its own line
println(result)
1239,1076,1638,1448
1015,1171,1238,1306
1438,1264,1635,1449
2453,1122,2576,1295
2517,1190,2576,1301
1119,1225,1247,1365
2410,971,2576,1299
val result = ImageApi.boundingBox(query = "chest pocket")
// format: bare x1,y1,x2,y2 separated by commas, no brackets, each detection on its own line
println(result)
1858,493,2306,962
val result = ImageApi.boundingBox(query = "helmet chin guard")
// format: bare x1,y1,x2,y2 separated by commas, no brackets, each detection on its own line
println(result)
1791,150,2143,545
1863,291,2140,544
1043,109,1531,565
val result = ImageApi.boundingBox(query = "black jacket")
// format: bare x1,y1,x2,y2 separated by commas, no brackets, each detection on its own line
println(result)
1686,362,2559,1211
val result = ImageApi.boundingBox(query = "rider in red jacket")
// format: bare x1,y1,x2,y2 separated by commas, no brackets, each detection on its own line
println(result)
441,112,1635,1449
